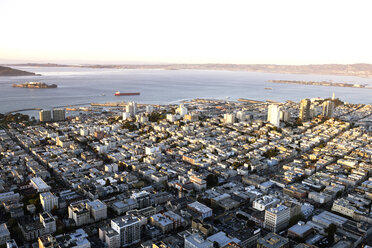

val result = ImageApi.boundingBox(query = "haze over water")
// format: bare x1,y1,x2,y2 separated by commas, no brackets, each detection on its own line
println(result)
0,66,371,115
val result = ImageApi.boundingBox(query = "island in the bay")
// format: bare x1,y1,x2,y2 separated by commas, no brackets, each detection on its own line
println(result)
268,79,368,88
0,65,38,76
12,82,57,88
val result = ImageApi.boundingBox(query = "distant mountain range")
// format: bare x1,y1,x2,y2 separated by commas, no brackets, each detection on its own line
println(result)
0,66,38,76
5,63,372,78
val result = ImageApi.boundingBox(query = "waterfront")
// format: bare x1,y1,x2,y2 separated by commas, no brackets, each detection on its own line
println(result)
0,66,372,115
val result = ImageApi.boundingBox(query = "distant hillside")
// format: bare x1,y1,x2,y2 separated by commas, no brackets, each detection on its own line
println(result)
0,66,37,76
7,63,372,78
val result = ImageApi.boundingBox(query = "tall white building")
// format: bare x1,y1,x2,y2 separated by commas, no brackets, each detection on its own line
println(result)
111,215,141,247
322,100,335,117
122,112,131,120
177,104,188,117
224,113,235,124
145,105,154,113
126,102,137,117
264,205,290,233
40,192,58,212
267,104,281,127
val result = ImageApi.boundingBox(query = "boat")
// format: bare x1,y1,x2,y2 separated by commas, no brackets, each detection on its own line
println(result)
114,91,140,96
264,87,273,90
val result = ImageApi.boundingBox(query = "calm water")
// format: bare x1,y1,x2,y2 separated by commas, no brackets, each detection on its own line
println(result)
0,66,371,115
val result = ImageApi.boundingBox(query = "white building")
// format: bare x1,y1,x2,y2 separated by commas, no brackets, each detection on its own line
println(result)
322,100,335,117
86,200,107,221
68,201,91,227
267,104,281,127
122,112,131,120
253,196,280,211
224,113,235,124
126,102,137,117
30,177,51,192
111,215,141,247
99,227,120,248
177,104,188,117
166,114,177,122
40,192,58,212
187,201,212,220
0,192,20,204
184,233,213,248
146,105,154,113
40,212,56,234
264,205,290,232
145,146,160,155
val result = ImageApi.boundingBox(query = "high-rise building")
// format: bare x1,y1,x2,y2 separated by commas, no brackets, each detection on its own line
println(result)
145,105,154,113
40,192,58,212
322,100,335,117
52,109,65,121
111,215,141,247
39,110,52,122
224,113,235,124
279,110,289,122
177,104,188,117
126,102,137,117
264,205,290,233
267,105,281,127
299,99,311,121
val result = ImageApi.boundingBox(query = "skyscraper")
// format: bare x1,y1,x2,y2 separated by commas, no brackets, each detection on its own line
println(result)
39,110,52,122
322,100,335,117
126,102,137,117
267,104,281,127
299,99,311,121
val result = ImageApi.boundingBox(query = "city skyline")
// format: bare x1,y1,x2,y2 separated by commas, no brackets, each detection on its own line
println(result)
1,0,372,65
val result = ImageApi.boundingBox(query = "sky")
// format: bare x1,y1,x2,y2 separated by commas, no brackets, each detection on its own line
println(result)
1,0,372,65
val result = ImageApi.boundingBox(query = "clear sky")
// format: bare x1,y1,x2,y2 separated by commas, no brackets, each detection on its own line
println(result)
1,0,372,64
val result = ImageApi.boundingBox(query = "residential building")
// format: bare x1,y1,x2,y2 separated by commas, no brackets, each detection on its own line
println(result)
111,215,141,247
264,205,290,233
39,110,52,122
0,224,10,245
267,104,281,127
40,192,58,212
184,233,213,248
299,99,311,121
53,109,66,121
257,233,289,248
86,199,107,221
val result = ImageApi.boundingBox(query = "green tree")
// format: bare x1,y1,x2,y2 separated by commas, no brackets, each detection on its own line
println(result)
206,174,219,188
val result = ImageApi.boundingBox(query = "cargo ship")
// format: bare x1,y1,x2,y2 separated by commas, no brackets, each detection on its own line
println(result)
114,91,140,96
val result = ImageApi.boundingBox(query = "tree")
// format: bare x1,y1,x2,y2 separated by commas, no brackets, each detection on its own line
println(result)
105,179,111,186
325,223,337,243
206,174,219,188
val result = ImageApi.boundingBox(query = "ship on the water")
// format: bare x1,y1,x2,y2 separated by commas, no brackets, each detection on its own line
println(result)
114,91,140,96
12,82,57,88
